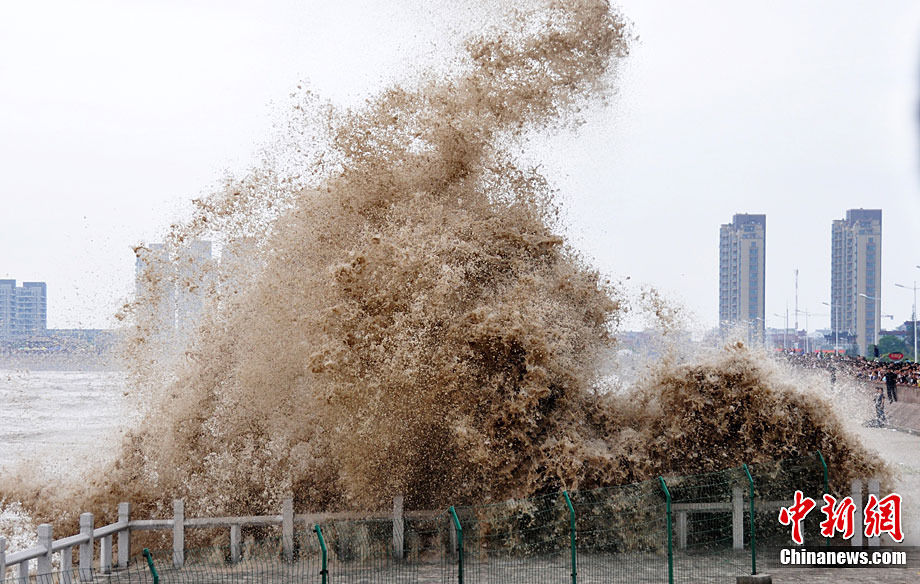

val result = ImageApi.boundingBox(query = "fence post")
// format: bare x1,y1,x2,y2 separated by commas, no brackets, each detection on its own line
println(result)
38,523,53,578
392,495,404,559
282,497,294,563
816,450,829,547
17,557,28,584
449,507,464,584
79,512,94,582
230,525,241,564
732,487,743,549
142,549,159,584
563,491,576,584
118,502,131,568
658,477,673,584
101,535,113,574
816,451,829,497
313,525,327,584
448,513,457,560
61,546,73,584
742,464,756,575
850,479,863,547
1,536,6,583
676,511,687,550
173,499,185,568
867,478,880,547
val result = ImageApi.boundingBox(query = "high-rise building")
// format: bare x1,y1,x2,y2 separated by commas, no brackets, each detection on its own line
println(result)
176,239,212,334
134,240,212,337
831,209,882,356
135,243,176,334
719,214,766,341
0,280,13,339
0,280,47,340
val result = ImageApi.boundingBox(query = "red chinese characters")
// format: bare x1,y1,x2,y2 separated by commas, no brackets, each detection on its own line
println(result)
819,494,855,539
864,493,904,542
778,490,816,544
779,491,904,543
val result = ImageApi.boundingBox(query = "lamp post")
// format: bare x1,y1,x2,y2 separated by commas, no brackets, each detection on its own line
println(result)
773,309,789,351
795,308,809,353
822,301,840,354
858,292,881,356
795,309,830,354
895,280,918,362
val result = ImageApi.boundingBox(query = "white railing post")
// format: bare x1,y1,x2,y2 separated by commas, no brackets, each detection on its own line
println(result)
173,499,185,568
101,535,112,574
676,511,687,549
79,512,94,582
282,498,294,563
61,546,73,584
732,487,743,550
37,523,53,578
230,524,241,564
0,536,6,582
868,478,880,547
17,559,28,584
851,479,863,547
392,496,404,559
118,502,131,568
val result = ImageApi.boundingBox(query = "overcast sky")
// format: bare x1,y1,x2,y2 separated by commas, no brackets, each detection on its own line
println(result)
1,0,919,333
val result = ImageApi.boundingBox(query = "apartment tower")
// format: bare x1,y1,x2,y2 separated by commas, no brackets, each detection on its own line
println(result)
0,280,48,340
719,214,766,341
134,240,212,338
831,209,882,356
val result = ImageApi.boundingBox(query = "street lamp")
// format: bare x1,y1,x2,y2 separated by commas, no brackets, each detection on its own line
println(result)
773,308,789,350
858,292,882,354
795,308,830,354
895,280,918,362
822,301,840,353
794,308,809,353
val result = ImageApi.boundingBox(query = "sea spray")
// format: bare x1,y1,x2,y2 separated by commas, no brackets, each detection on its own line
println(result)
0,0,884,536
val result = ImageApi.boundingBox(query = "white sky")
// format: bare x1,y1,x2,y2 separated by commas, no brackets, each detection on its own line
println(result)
1,0,919,332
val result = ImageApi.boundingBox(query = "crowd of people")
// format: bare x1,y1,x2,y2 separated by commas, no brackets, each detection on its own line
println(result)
777,350,920,389
778,351,919,427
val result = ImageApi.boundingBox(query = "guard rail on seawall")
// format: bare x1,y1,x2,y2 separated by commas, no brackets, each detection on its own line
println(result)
0,480,888,582
0,496,430,583
861,380,920,405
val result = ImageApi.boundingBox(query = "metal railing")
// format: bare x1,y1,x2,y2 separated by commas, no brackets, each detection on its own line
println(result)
1,451,887,584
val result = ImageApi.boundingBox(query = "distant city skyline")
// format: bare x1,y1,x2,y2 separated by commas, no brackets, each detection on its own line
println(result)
1,1,918,331
716,208,901,357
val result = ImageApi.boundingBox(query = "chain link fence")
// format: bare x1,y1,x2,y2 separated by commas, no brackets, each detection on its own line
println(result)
2,452,878,584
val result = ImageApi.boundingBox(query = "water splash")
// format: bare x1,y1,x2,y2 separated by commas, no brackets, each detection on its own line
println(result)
0,0,883,531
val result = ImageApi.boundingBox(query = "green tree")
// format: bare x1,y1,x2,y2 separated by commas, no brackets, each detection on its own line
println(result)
877,335,913,360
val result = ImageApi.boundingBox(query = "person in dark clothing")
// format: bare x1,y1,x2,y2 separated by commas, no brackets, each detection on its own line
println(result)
875,387,887,426
885,369,898,403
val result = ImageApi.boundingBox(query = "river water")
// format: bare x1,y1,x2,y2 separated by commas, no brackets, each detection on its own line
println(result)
1,369,919,547
0,369,134,477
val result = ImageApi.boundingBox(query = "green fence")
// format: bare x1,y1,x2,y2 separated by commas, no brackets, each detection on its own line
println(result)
1,452,837,584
